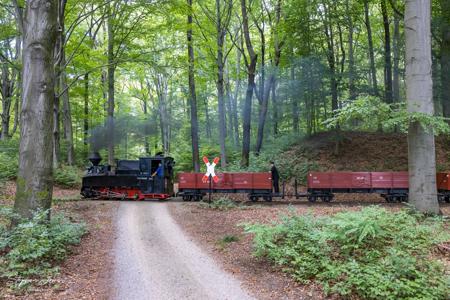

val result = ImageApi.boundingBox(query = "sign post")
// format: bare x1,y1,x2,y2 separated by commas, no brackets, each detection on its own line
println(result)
202,156,220,204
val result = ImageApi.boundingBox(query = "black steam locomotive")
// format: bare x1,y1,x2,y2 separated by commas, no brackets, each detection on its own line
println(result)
81,152,175,200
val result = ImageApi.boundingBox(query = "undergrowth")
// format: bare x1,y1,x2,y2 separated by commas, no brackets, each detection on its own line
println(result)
200,197,238,210
54,165,82,188
0,207,87,288
217,234,240,250
243,206,449,300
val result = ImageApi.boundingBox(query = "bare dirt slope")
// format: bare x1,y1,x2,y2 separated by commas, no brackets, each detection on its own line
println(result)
113,201,253,300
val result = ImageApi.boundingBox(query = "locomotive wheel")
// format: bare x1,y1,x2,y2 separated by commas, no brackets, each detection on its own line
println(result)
445,196,450,203
307,196,317,202
194,195,203,201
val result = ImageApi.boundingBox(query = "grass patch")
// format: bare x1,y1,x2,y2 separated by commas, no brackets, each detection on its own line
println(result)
200,197,238,210
217,234,240,250
0,207,87,289
243,206,450,300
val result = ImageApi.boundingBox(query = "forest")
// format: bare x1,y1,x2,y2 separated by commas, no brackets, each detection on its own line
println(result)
0,1,449,298
0,0,449,213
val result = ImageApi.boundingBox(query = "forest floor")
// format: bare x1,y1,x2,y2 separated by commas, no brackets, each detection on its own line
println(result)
1,182,118,299
168,199,450,300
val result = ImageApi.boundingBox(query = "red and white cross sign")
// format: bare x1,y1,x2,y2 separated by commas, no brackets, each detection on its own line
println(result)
202,156,220,183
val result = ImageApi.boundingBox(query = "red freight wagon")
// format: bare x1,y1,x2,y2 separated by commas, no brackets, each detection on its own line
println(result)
436,173,450,202
178,172,273,201
304,172,411,202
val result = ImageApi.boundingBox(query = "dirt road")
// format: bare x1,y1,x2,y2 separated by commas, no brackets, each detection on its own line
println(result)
113,201,253,300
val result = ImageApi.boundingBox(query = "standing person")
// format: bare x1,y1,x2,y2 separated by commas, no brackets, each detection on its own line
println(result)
152,162,164,192
270,161,280,194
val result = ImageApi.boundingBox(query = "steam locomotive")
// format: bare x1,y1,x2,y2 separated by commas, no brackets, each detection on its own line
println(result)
81,152,175,200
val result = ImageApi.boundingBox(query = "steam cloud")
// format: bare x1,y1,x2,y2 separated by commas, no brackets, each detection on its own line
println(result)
89,115,158,152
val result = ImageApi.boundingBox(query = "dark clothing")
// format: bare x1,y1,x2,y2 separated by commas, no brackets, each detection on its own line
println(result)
271,165,280,181
271,165,280,193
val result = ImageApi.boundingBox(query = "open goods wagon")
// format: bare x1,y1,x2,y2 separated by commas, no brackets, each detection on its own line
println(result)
296,171,450,203
177,172,274,201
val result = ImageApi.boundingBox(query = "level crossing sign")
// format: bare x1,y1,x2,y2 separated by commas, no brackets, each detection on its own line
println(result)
202,156,220,183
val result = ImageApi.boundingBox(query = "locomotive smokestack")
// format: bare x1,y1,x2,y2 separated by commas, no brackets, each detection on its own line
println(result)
89,152,102,166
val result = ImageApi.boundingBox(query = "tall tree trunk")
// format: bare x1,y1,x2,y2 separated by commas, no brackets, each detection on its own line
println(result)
291,64,299,133
381,0,393,103
232,40,241,147
272,79,278,135
225,58,233,141
53,89,60,168
364,0,379,96
216,0,227,167
405,0,438,214
11,34,22,138
204,97,212,139
14,0,58,219
107,4,115,165
346,0,356,100
83,73,89,150
187,0,200,171
441,0,450,118
393,11,401,102
255,0,282,154
0,63,12,140
324,5,338,113
240,0,258,167
61,70,74,165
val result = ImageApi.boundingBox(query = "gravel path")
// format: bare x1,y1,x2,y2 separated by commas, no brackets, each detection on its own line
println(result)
113,201,254,300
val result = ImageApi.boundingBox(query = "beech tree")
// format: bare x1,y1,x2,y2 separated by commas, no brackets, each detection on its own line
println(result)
187,0,200,172
14,0,58,218
405,0,439,214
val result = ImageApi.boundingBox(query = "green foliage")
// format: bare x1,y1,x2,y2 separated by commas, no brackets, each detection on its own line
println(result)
226,134,316,179
0,139,19,182
0,208,87,280
217,234,240,249
54,165,82,188
243,207,450,299
325,96,450,135
200,197,238,210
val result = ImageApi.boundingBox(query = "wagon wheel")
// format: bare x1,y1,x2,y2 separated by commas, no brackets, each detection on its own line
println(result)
322,196,332,203
384,195,393,203
263,196,272,202
307,196,317,203
250,196,258,202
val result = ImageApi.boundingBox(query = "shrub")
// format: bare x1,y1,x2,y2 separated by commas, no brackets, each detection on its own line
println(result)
243,206,449,299
54,165,82,188
200,197,238,210
217,234,240,250
0,208,87,279
0,152,18,182
0,139,19,182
